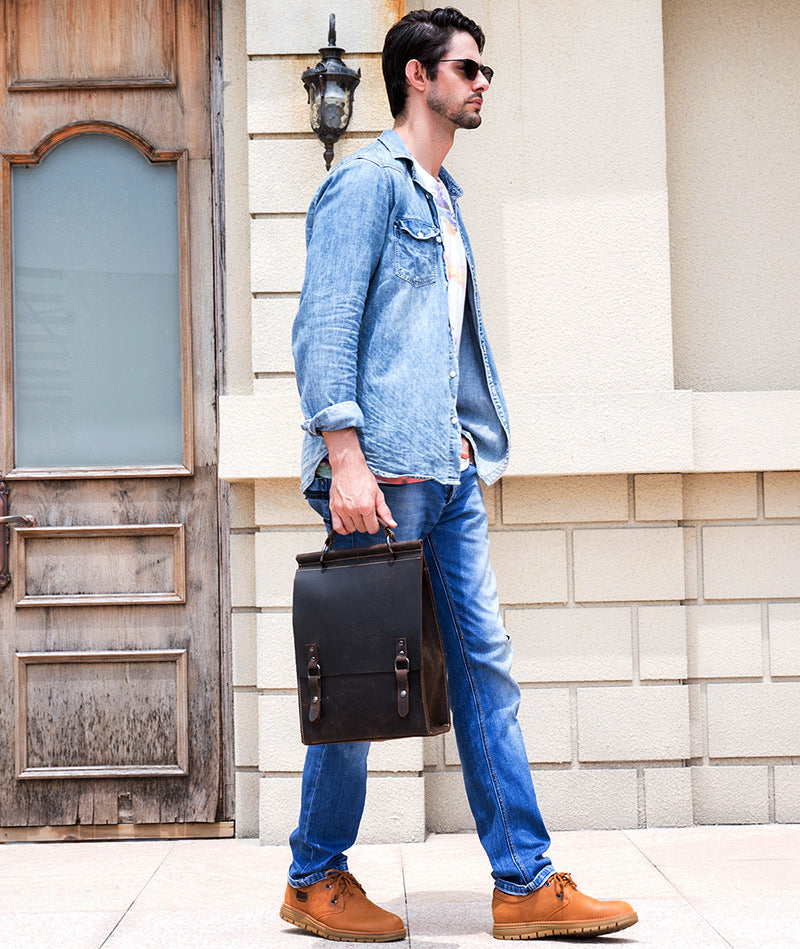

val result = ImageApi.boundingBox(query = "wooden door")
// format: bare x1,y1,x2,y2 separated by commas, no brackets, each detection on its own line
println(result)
0,0,230,838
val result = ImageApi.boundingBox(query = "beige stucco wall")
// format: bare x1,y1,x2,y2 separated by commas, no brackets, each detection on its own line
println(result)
665,0,800,392
221,0,800,842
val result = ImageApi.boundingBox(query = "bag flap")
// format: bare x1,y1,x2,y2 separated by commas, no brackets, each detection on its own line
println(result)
296,537,423,566
293,546,425,676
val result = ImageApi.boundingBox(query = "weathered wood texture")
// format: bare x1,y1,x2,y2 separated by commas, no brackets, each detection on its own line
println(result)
208,0,235,824
1,0,209,155
1,820,234,842
16,649,189,778
0,0,226,830
6,0,177,89
15,524,186,605
1,469,223,826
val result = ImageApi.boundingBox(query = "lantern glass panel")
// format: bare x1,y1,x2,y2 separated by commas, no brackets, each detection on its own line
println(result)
308,82,323,134
321,81,351,132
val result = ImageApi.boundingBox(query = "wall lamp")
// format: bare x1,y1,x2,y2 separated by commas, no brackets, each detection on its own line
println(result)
302,14,361,170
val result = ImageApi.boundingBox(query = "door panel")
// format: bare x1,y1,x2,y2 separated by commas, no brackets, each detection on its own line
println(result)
15,649,188,779
14,523,186,607
2,1,208,154
6,0,177,90
0,0,226,834
1,468,223,828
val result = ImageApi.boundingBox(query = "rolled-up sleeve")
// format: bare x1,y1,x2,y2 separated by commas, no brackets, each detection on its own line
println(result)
301,400,364,436
292,158,391,436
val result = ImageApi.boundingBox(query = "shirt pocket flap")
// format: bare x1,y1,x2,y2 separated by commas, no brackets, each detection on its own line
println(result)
395,218,440,241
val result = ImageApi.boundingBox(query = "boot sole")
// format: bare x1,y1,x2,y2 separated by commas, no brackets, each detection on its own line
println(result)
493,910,638,940
280,903,407,942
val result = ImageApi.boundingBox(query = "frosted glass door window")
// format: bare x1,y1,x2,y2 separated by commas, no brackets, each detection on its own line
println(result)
12,134,183,468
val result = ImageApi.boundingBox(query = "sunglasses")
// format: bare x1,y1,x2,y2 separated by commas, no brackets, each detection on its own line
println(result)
439,58,494,85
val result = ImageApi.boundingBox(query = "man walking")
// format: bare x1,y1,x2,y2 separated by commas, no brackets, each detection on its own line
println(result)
282,7,638,942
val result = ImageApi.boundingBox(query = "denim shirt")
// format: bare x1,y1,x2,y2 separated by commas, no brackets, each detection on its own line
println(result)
293,129,510,492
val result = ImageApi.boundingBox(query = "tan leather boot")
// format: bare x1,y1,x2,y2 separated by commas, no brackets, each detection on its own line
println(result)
492,872,638,940
280,869,406,942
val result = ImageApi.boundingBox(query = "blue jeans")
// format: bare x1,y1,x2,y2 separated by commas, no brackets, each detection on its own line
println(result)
288,466,555,895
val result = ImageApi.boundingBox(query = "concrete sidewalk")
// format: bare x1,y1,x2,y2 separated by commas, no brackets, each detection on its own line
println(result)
1,825,798,948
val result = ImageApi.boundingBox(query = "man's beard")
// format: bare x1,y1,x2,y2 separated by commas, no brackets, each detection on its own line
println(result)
427,87,482,129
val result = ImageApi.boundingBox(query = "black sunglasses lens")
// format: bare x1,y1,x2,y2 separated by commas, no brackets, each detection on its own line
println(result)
444,59,493,83
463,60,493,84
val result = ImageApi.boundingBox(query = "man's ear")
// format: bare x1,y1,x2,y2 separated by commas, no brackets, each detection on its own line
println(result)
405,58,428,93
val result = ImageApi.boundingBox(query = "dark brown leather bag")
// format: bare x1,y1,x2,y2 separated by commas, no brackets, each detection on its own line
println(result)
292,527,451,744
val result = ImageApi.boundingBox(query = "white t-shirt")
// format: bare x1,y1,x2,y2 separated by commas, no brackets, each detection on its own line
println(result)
413,161,467,355
414,161,470,468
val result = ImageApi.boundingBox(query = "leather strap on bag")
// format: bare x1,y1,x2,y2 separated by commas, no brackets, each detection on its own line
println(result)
306,642,322,722
395,638,410,718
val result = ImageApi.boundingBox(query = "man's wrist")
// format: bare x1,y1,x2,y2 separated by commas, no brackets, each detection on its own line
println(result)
322,428,370,476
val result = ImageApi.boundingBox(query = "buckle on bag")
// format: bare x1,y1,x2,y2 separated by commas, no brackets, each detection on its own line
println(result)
306,642,322,722
395,638,410,718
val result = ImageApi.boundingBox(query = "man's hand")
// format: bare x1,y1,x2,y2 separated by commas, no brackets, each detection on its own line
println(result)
323,429,397,535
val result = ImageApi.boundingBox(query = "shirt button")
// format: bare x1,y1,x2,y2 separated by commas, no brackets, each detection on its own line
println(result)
417,230,423,238
436,236,442,243
451,417,458,425
450,370,456,378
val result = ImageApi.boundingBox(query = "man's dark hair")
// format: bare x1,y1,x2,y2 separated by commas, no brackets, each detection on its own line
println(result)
382,7,485,119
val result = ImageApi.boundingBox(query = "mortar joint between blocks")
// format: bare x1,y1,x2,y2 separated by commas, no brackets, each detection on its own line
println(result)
569,685,579,767
626,474,636,524
565,527,576,607
631,604,641,686
636,765,646,828
694,524,705,604
767,763,776,822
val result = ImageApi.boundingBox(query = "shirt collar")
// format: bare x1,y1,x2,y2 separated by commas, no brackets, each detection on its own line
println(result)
378,129,464,202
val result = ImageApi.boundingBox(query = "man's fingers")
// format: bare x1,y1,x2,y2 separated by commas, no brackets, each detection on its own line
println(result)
361,513,381,536
375,491,397,529
331,505,392,537
329,481,394,536
330,498,360,535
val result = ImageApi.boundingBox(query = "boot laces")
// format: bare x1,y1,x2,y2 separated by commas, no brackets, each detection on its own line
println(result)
550,872,577,900
324,869,366,901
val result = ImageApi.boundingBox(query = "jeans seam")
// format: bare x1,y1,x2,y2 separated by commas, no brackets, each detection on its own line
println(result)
295,745,323,877
426,534,533,889
294,745,348,881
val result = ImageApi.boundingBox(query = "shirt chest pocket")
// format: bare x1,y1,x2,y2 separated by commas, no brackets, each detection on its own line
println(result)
393,218,441,287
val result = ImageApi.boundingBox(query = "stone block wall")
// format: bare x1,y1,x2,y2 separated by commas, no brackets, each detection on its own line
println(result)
231,471,800,841
421,472,800,833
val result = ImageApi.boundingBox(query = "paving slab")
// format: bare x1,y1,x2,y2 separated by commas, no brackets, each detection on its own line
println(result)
0,826,799,948
0,913,122,949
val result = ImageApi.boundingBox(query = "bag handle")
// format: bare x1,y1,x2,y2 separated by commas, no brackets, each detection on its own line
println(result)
320,518,396,562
